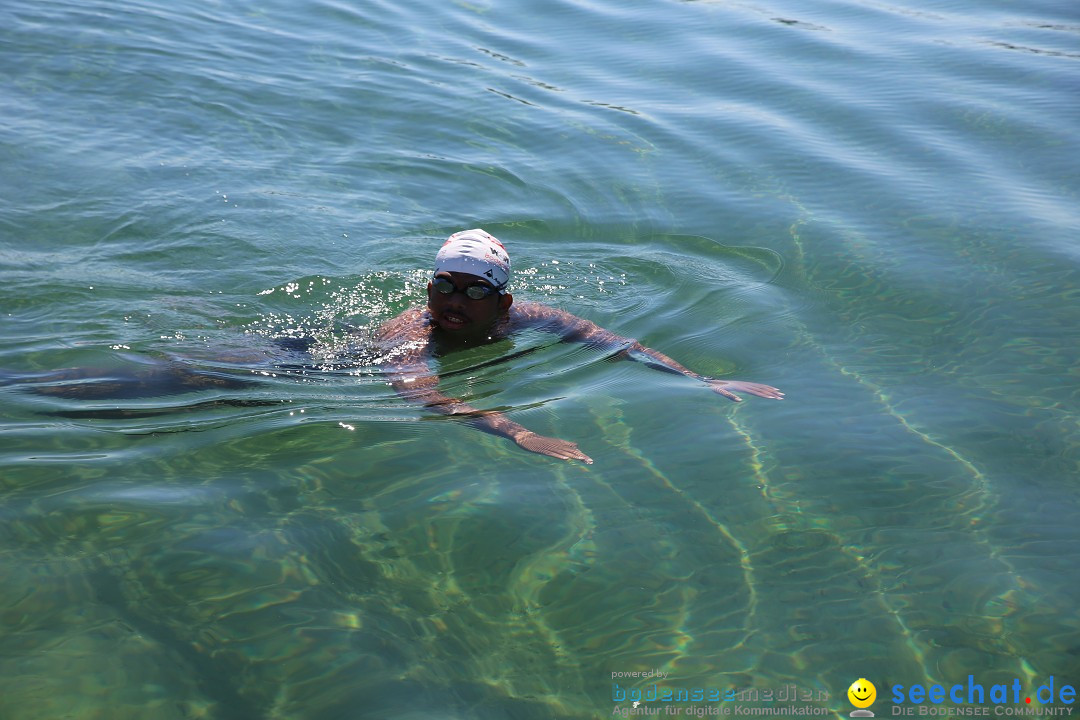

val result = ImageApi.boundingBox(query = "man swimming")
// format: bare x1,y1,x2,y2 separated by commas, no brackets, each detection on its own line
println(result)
377,229,783,464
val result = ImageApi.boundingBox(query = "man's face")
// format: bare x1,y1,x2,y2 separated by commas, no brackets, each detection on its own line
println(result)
426,271,512,342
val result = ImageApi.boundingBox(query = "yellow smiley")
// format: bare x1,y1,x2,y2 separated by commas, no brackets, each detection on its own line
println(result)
848,679,877,709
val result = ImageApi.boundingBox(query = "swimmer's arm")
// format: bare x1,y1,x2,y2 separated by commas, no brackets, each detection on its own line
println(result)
627,344,784,400
385,361,593,463
517,303,783,402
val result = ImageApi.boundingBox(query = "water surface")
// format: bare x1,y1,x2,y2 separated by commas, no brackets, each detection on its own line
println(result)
2,0,1078,717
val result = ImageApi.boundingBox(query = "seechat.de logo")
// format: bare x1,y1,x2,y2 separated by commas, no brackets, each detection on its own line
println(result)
849,679,877,718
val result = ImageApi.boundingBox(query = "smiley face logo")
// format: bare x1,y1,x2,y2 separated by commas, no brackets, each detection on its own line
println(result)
848,679,876,717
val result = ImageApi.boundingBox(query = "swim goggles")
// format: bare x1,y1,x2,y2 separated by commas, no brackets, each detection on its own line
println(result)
431,276,500,300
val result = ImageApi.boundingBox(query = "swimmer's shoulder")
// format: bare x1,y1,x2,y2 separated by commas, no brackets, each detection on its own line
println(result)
509,300,566,326
508,301,589,334
508,300,629,346
377,306,433,345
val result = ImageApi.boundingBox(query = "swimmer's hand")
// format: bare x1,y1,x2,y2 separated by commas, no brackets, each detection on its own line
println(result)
706,379,784,402
515,430,593,464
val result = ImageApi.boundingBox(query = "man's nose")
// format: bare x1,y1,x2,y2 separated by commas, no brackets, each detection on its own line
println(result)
442,293,467,310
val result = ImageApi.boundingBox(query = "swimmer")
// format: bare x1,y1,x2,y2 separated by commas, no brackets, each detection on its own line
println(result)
378,229,783,464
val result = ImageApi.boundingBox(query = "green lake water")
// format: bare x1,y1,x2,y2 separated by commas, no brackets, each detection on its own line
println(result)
1,0,1078,717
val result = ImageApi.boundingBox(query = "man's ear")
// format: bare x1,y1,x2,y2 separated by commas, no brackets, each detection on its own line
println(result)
426,281,434,305
499,293,513,312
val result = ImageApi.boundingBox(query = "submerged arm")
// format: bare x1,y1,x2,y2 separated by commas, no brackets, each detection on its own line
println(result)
378,310,592,462
625,342,783,401
387,362,592,463
518,303,783,402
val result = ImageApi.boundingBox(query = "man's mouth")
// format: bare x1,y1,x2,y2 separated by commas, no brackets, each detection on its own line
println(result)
440,311,469,329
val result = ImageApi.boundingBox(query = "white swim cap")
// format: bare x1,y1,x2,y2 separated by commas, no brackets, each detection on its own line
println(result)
433,229,511,293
